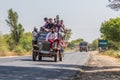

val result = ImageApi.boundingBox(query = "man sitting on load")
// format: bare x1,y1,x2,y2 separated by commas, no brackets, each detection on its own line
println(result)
41,17,54,32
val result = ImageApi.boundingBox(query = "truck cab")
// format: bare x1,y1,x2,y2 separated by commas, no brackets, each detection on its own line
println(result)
79,42,88,52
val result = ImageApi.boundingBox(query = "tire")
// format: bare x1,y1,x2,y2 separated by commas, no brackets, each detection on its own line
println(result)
59,51,62,61
38,53,42,61
32,52,37,61
54,54,57,62
54,50,59,62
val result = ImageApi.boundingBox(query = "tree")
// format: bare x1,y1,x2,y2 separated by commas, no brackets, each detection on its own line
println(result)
6,9,24,44
65,28,72,41
107,0,120,11
90,39,98,50
100,17,120,50
100,17,120,42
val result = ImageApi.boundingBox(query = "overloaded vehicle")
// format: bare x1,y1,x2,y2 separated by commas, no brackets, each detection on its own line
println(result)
79,42,88,52
32,15,66,62
32,32,64,62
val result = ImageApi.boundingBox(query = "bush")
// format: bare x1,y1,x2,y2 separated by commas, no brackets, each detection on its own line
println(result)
13,45,24,54
0,35,9,55
20,32,32,52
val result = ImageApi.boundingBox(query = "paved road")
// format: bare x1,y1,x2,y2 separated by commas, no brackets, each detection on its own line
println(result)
0,52,89,80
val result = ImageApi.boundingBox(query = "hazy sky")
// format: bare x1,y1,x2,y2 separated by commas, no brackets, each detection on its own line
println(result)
0,0,119,42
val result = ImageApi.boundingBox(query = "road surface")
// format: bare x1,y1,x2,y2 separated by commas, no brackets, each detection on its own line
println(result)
0,52,89,80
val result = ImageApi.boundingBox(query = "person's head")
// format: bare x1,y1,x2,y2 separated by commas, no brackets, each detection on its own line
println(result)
44,17,49,23
57,20,61,26
49,18,53,23
60,20,64,24
56,15,59,19
34,27,38,32
55,27,58,32
51,27,56,33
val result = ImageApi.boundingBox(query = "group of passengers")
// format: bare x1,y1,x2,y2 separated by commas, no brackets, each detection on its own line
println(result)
32,15,66,51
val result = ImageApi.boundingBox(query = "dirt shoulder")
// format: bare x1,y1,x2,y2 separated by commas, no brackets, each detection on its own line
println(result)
73,51,120,80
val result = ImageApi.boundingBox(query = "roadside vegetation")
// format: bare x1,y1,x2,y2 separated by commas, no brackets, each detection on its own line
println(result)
0,9,38,56
0,32,32,56
102,50,120,58
100,17,120,58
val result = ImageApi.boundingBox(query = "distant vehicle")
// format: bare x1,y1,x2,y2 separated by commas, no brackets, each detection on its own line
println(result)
79,42,88,52
32,32,64,62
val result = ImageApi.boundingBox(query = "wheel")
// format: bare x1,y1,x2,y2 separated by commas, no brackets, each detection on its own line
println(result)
54,54,57,62
54,50,59,62
59,51,62,61
38,53,42,61
32,51,37,61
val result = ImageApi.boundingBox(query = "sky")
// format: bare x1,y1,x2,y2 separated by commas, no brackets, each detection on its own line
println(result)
0,0,119,43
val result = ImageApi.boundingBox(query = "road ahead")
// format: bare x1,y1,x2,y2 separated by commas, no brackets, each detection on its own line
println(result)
0,52,89,80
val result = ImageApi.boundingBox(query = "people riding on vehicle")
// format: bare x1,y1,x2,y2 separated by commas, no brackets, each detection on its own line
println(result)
32,27,38,45
60,20,67,40
48,18,54,30
40,17,50,32
55,20,65,40
46,28,60,51
32,15,67,62
33,15,67,50
56,15,59,23
54,18,57,25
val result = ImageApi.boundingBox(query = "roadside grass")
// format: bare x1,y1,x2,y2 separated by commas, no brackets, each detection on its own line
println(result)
0,51,31,57
101,50,120,58
64,47,74,53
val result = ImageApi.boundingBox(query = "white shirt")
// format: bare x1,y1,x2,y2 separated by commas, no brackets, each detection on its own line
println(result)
46,32,58,41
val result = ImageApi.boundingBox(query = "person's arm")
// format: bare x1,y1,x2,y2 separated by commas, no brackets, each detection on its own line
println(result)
41,24,46,29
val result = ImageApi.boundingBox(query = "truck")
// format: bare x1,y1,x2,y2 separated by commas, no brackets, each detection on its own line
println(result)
79,42,88,52
32,32,64,62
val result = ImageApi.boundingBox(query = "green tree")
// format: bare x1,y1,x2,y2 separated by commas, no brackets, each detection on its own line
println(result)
6,8,24,44
65,28,72,41
90,39,98,50
100,17,120,50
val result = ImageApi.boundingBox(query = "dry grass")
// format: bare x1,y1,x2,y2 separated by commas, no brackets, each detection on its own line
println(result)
0,51,31,57
101,50,120,58
64,48,74,53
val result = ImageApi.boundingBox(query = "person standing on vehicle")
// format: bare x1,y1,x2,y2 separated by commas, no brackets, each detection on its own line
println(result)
56,15,60,23
55,20,65,40
32,27,38,45
60,20,67,40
